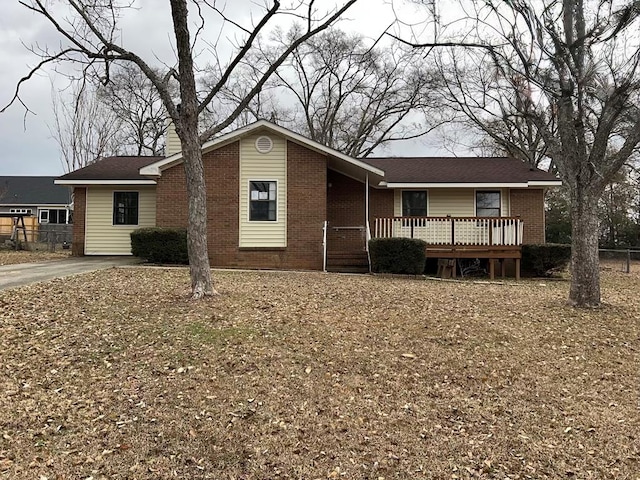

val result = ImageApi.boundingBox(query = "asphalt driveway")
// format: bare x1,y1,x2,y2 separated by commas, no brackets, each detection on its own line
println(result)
0,256,141,291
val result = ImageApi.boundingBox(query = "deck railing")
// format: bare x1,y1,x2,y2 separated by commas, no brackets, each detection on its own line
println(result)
374,216,524,246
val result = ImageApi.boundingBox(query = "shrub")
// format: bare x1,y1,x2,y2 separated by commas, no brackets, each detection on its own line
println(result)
521,243,571,277
131,227,188,264
369,238,426,274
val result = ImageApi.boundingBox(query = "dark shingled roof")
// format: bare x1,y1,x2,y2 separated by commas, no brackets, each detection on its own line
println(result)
57,156,163,181
0,176,71,205
360,157,558,184
56,154,559,185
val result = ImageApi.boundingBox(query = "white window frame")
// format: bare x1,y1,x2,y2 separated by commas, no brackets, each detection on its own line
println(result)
39,209,49,223
10,208,33,215
248,179,278,222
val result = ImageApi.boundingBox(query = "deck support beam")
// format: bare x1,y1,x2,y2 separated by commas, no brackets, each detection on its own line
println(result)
427,245,522,280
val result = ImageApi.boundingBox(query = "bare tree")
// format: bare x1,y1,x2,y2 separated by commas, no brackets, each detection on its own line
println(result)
4,0,360,299
51,81,122,172
432,51,554,168
227,27,443,157
398,0,640,306
97,63,172,156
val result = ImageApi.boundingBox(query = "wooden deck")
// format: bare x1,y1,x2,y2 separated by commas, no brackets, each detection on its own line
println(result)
426,245,521,280
373,216,524,279
374,216,524,247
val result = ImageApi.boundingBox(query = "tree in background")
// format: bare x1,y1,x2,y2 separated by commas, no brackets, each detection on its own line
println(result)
545,187,572,244
270,28,443,157
401,0,640,306
97,63,171,156
51,64,171,171
220,27,444,158
51,82,122,173
598,166,640,248
5,0,360,299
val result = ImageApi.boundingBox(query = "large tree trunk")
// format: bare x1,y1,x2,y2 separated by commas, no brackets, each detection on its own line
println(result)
170,0,216,299
181,122,216,299
569,193,601,306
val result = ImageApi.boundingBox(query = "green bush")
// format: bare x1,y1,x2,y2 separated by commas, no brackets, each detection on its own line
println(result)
369,238,426,274
521,243,571,277
131,227,188,264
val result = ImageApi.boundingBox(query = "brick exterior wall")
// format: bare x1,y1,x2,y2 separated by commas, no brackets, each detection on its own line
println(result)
155,140,327,270
72,187,86,256
326,169,394,252
510,188,545,244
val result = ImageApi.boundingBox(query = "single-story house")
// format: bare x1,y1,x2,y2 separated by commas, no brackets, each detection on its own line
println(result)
55,120,560,275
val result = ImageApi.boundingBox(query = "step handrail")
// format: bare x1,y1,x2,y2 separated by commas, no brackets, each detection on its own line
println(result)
322,220,328,272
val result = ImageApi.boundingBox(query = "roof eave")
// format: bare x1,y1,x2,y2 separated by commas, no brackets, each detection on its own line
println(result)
528,180,563,187
380,180,561,188
54,179,157,186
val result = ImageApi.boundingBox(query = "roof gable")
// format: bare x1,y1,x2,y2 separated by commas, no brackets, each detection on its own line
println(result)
0,176,72,205
139,120,385,179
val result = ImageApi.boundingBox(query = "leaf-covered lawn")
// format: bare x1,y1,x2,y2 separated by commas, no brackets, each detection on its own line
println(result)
0,268,638,479
0,250,71,266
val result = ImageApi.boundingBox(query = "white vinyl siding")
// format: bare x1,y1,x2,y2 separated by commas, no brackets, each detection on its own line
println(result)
165,121,181,156
239,133,287,247
394,188,510,217
429,189,475,216
85,186,156,255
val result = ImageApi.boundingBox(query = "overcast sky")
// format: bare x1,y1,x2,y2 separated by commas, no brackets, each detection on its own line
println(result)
0,0,441,177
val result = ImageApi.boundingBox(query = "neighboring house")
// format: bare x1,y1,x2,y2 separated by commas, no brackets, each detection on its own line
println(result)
0,176,73,242
55,120,560,275
0,176,73,224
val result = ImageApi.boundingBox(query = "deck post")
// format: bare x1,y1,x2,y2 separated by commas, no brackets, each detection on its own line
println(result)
515,258,521,280
488,220,493,245
489,259,495,279
450,217,455,244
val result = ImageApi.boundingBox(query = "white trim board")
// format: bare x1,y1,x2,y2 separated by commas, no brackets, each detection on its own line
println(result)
55,180,157,186
380,181,562,188
139,120,385,178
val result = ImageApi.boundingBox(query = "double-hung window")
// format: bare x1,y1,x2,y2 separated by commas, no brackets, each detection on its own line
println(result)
476,191,501,217
402,191,427,217
113,192,139,225
249,181,277,221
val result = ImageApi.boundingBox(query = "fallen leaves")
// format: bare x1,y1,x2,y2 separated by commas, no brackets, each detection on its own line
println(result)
0,249,70,266
0,266,639,478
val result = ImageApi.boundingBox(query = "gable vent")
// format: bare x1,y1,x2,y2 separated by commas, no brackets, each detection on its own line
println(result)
255,135,273,154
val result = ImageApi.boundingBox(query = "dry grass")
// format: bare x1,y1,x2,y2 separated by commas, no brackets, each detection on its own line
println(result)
0,250,71,266
0,268,638,479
